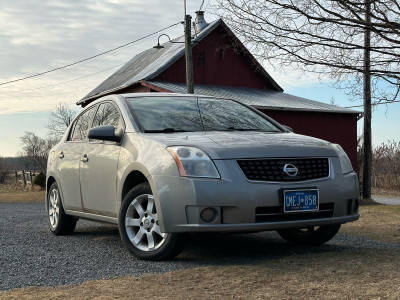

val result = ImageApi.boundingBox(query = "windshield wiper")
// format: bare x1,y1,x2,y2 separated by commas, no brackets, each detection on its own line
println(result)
225,127,281,132
226,127,261,131
144,128,188,133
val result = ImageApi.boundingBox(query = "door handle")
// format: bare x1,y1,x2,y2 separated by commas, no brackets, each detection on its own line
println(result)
59,151,64,159
81,154,88,162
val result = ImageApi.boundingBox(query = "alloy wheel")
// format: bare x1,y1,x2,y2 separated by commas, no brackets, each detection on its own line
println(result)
124,194,167,252
48,187,60,229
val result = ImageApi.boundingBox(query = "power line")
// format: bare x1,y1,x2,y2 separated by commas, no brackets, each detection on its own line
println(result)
204,0,211,12
0,21,182,87
6,31,160,88
5,63,125,93
0,86,93,100
199,0,205,11
345,100,400,108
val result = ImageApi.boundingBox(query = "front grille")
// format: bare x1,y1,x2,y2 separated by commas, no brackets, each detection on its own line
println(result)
255,203,334,223
237,158,329,182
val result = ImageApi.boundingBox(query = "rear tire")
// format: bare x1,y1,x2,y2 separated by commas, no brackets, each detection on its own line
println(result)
118,183,186,260
47,182,77,235
277,224,341,245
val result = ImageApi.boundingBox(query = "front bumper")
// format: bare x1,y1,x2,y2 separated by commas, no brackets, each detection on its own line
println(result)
171,215,359,232
151,158,360,233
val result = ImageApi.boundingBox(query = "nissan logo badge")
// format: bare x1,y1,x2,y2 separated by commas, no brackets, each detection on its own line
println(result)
283,164,299,176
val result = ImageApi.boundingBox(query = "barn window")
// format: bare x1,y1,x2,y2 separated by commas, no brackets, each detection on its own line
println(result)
197,51,206,66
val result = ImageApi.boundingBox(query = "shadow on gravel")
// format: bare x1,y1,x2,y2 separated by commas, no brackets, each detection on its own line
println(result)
73,222,351,264
176,232,350,265
74,224,119,236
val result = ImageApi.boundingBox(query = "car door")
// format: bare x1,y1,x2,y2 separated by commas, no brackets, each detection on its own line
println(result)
56,106,96,211
79,101,124,217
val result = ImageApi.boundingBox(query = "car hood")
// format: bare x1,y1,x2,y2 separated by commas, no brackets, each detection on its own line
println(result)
143,131,338,159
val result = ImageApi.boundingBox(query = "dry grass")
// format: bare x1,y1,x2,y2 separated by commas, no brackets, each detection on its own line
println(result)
0,184,45,203
342,205,400,243
373,187,400,198
1,249,399,300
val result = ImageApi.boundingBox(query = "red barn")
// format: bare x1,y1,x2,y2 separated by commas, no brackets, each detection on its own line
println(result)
78,16,361,169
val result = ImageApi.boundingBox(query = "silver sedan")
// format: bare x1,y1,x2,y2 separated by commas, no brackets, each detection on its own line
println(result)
46,93,359,260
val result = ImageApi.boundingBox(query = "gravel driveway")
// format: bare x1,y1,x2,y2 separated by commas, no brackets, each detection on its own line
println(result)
1,202,399,290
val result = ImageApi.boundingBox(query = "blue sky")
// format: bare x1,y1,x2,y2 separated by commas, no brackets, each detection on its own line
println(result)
0,0,399,157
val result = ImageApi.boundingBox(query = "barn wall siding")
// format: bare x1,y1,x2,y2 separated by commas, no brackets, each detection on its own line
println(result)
262,109,359,171
154,28,275,89
119,85,151,93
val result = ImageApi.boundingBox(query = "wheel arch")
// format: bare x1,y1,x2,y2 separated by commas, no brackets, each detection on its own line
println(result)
45,176,69,213
121,170,148,203
45,176,57,211
46,176,56,193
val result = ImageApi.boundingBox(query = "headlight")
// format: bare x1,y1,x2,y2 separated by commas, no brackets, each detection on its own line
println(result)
332,144,353,174
167,146,220,178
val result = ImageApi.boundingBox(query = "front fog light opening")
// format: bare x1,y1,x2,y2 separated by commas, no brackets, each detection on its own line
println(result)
347,199,359,214
353,199,359,213
200,207,218,223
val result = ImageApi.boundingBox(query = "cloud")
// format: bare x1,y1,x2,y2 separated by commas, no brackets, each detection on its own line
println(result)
266,66,322,91
0,0,323,115
0,0,203,115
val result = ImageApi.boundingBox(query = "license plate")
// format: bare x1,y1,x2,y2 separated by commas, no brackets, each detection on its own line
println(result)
283,189,319,212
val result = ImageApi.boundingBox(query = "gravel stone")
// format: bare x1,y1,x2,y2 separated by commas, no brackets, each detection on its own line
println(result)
1,203,399,290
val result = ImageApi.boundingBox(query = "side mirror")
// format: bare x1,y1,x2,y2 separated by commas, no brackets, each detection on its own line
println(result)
283,125,293,133
88,125,122,143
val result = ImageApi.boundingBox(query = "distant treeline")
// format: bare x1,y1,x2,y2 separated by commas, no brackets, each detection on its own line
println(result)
2,156,36,171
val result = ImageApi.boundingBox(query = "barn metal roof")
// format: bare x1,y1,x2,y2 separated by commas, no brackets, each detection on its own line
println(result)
77,35,186,105
146,81,361,114
77,19,218,105
77,18,283,106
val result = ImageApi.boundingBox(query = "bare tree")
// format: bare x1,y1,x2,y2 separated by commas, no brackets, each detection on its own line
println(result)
18,103,77,174
372,140,400,189
46,102,77,141
20,132,56,174
215,0,400,198
215,0,400,98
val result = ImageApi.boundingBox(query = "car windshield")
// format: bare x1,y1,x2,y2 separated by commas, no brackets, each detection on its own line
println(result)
125,96,281,133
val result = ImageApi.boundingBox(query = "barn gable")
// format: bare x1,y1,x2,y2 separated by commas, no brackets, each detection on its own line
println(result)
78,19,282,106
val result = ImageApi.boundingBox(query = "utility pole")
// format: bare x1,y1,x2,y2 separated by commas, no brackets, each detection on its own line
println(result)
363,0,372,199
184,14,194,94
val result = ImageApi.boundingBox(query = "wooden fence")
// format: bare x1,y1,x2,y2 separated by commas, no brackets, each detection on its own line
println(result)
1,170,39,187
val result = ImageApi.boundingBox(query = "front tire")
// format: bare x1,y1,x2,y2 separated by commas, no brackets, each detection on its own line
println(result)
277,224,341,245
47,182,77,235
118,183,186,260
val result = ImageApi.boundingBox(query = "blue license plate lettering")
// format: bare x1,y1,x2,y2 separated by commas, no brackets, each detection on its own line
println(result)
284,190,319,212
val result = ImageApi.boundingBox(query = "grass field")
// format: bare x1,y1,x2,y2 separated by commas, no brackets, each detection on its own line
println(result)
341,205,400,243
0,184,45,203
1,186,399,299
